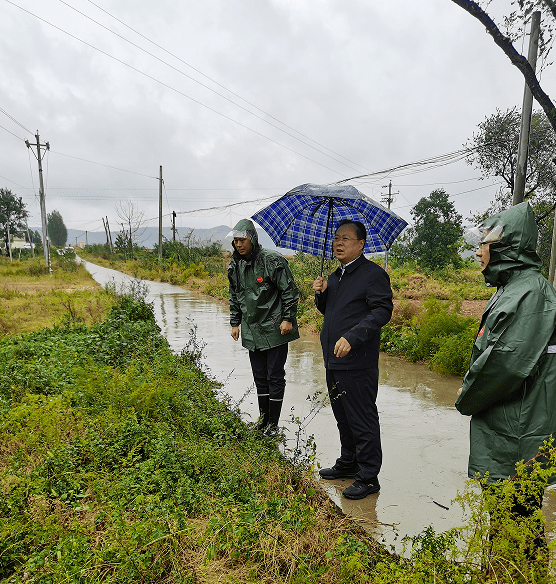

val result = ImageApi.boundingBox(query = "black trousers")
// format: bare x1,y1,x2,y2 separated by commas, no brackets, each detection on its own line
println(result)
326,367,381,482
249,343,288,425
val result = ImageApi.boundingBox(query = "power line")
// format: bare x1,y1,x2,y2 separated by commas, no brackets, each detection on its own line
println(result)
391,182,503,210
6,0,348,178
175,195,279,216
0,106,33,135
58,0,367,175
0,124,25,141
49,150,159,179
0,174,32,190
84,0,370,172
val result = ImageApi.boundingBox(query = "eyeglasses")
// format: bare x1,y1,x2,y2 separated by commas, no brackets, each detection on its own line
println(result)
333,237,360,243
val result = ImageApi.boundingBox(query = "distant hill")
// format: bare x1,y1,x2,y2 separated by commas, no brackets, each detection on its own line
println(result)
35,224,287,253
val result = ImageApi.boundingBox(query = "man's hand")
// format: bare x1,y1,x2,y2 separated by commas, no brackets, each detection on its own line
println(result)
334,336,351,358
280,320,293,335
231,326,240,341
312,276,327,293
456,387,463,397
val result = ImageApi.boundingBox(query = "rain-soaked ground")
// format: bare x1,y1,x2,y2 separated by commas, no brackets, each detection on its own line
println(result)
81,259,556,550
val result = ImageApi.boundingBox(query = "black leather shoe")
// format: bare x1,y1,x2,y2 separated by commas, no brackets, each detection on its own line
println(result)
342,478,380,499
319,464,359,480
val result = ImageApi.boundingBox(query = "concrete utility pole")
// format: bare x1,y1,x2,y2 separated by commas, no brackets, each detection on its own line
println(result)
158,165,163,262
381,181,398,271
172,211,176,242
513,11,541,205
25,132,51,273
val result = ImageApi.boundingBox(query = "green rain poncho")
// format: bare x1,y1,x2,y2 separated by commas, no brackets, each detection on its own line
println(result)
227,219,299,351
456,202,556,483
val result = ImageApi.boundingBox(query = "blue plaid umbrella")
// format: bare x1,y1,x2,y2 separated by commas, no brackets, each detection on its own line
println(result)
252,183,407,269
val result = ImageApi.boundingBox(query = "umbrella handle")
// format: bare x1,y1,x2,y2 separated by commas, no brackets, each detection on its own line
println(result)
316,199,333,295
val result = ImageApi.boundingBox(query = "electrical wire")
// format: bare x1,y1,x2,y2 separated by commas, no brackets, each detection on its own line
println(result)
391,181,503,210
6,0,349,178
0,106,33,135
0,174,33,190
84,0,371,172
0,124,25,141
49,150,159,179
58,0,368,175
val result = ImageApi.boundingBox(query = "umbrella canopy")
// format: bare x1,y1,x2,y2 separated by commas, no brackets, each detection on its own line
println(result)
251,183,408,260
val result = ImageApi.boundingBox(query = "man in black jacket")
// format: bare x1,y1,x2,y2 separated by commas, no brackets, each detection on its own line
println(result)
312,220,393,499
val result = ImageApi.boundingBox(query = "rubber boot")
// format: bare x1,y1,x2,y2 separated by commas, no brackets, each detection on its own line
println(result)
256,394,270,431
267,398,283,434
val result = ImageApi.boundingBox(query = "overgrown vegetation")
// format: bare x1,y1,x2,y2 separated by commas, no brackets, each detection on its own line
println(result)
1,266,554,582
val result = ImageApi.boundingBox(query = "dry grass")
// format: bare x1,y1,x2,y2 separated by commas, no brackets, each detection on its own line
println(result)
0,257,112,335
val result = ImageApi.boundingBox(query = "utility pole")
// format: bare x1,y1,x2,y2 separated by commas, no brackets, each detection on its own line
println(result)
102,217,110,249
381,181,398,271
6,217,12,262
85,231,88,247
172,211,176,242
513,11,541,205
25,132,51,273
25,221,34,258
158,165,163,262
105,217,114,253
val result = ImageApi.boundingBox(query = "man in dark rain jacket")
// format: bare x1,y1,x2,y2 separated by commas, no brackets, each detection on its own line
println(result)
228,218,299,432
456,202,556,559
312,220,393,499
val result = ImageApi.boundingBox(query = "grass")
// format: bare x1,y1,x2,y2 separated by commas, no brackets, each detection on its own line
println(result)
0,255,113,336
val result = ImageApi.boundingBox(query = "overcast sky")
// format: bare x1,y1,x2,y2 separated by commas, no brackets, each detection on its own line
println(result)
1,0,555,242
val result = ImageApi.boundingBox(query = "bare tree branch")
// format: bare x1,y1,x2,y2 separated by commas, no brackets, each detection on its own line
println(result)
451,0,556,131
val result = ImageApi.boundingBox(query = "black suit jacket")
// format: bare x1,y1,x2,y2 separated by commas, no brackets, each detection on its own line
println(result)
316,255,393,370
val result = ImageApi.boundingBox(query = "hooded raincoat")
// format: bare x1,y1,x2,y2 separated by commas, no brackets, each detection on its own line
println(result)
455,202,556,484
227,219,299,351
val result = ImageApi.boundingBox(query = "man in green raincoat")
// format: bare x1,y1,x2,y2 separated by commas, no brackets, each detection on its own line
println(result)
456,202,556,562
228,218,299,432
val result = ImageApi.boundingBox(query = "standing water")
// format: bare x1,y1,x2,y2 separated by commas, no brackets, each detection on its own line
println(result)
80,260,556,548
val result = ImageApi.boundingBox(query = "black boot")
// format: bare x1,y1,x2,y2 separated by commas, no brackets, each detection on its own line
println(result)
267,399,283,431
255,394,270,431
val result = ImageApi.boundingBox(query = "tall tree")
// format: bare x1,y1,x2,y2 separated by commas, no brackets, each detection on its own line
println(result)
0,188,29,255
47,210,68,247
410,189,463,270
450,0,556,132
465,107,556,213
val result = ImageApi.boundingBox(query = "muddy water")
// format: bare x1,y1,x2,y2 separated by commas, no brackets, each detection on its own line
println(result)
81,260,555,549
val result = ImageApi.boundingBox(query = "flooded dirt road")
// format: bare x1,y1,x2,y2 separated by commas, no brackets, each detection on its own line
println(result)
81,260,555,549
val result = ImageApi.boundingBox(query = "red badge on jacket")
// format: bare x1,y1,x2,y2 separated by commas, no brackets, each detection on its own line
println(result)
478,326,485,337
256,276,263,283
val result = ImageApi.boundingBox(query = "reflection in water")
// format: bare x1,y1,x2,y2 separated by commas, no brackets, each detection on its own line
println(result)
81,260,516,550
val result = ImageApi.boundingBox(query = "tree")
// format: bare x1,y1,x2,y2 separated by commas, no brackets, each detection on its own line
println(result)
0,188,29,256
450,0,556,132
465,108,556,273
115,200,145,260
409,189,463,270
465,107,556,213
47,209,68,247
